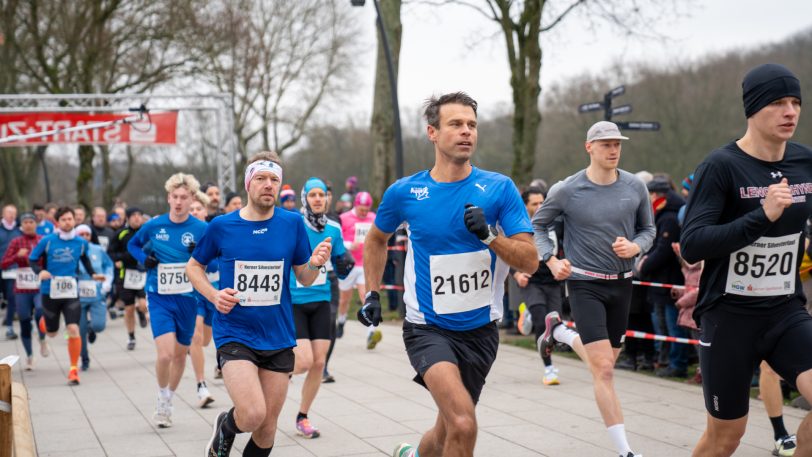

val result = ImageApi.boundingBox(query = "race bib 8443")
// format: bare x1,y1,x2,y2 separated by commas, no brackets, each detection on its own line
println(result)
234,260,284,306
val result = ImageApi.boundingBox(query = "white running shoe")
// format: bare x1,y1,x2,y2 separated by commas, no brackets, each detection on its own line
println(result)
518,304,533,336
25,356,34,371
153,395,172,428
197,383,215,408
39,339,49,357
774,434,797,456
543,365,560,385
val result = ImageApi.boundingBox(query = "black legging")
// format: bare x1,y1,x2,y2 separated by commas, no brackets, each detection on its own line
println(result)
323,271,339,373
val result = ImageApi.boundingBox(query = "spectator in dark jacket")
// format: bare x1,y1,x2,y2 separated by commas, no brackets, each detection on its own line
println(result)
638,176,688,378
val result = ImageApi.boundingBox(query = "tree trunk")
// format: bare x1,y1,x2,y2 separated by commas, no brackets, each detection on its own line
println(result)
369,0,402,201
0,149,23,207
76,145,95,208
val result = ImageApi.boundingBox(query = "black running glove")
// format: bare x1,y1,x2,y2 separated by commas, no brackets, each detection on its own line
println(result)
143,255,159,269
187,241,196,254
464,203,490,240
357,291,382,327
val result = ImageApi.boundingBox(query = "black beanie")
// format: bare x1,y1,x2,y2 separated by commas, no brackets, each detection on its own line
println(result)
742,63,801,118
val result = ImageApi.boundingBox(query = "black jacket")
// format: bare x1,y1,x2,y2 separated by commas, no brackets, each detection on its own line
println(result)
639,190,685,289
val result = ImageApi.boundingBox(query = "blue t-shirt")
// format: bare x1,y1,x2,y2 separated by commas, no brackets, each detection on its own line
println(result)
36,220,54,236
192,209,312,350
127,213,207,298
29,234,90,295
78,243,114,303
289,218,346,305
375,167,532,331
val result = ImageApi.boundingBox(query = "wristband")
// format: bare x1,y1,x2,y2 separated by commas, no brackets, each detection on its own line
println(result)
307,261,320,271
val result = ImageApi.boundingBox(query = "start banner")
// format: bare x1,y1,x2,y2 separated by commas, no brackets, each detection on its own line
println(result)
0,111,178,146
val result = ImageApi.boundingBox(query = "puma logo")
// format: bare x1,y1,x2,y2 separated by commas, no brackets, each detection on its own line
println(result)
475,184,487,192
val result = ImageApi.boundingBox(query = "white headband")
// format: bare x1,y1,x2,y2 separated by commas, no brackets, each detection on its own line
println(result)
244,160,283,192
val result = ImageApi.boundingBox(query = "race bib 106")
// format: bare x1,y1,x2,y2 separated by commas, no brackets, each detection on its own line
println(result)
15,268,40,290
157,263,193,295
123,268,147,290
50,276,78,299
725,233,799,297
430,249,492,314
234,260,284,306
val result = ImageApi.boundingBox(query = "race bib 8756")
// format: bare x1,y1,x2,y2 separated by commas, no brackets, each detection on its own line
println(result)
157,263,193,295
725,233,799,297
234,260,284,306
430,249,492,314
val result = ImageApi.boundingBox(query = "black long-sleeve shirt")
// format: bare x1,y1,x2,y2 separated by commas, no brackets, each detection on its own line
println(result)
681,141,812,317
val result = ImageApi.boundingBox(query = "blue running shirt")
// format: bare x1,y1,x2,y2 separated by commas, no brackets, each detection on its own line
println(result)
29,234,90,296
375,167,532,331
127,213,207,298
289,218,346,305
192,209,312,350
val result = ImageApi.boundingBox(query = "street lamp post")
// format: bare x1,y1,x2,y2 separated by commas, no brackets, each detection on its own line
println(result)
351,0,404,179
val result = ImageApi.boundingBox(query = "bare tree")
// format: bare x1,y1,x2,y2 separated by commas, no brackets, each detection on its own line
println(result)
184,0,358,168
7,0,194,208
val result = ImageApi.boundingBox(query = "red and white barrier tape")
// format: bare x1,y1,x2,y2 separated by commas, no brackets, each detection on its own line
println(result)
564,320,698,345
632,280,691,290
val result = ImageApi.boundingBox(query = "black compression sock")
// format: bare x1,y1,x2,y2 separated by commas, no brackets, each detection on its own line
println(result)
243,437,272,457
128,332,135,340
222,407,243,435
296,412,308,422
769,415,789,441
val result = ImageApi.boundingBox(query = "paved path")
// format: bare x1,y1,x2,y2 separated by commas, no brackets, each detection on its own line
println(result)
0,315,805,456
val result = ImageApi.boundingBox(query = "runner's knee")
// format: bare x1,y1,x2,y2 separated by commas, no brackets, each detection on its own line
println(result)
237,405,267,432
446,413,477,442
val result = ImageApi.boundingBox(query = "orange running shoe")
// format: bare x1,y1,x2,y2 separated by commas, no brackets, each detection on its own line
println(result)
39,316,47,334
68,367,80,385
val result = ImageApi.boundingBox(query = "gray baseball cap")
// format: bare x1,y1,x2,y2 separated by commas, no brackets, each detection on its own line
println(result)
586,121,629,142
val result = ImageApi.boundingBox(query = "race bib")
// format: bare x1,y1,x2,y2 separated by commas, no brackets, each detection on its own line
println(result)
98,236,110,251
15,268,40,290
79,280,98,298
234,260,284,306
157,263,193,295
725,233,799,297
123,269,147,290
50,276,78,299
296,264,328,288
206,271,220,283
1,269,16,280
430,249,492,314
354,223,372,243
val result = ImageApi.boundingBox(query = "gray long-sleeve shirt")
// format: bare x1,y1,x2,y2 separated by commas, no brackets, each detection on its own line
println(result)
533,169,655,280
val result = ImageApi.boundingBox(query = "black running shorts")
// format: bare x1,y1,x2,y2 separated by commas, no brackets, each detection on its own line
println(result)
118,287,146,305
699,300,812,420
566,278,633,347
293,301,331,341
217,342,295,373
41,295,82,332
402,320,499,404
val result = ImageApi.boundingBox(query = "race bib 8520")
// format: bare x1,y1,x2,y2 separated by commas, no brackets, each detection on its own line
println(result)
430,249,492,315
725,233,799,297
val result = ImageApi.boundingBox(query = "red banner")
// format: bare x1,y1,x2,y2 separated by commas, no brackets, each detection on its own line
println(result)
0,111,178,146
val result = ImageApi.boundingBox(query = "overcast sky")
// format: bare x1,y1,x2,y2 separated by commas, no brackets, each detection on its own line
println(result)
342,0,812,125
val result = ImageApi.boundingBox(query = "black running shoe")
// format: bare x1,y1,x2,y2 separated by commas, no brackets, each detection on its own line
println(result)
205,411,235,457
88,327,97,344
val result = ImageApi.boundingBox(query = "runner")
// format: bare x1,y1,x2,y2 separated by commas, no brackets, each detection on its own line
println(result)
279,186,297,212
681,63,812,456
223,192,242,214
337,191,380,348
29,206,104,385
91,207,115,252
289,177,353,438
128,173,208,427
361,92,537,457
75,224,113,371
110,207,148,350
322,183,343,383
534,120,655,457
187,151,332,457
189,190,217,408
32,203,55,236
760,361,797,456
1,203,21,340
201,182,223,221
515,186,564,386
0,212,47,369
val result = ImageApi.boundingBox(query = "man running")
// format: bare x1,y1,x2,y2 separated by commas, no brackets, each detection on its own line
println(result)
681,63,812,456
75,224,113,371
534,120,655,457
337,191,380,348
362,92,537,457
110,207,148,350
188,151,332,457
91,207,115,252
128,173,207,428
189,190,217,408
515,186,564,386
29,207,103,385
289,177,353,438
1,212,47,369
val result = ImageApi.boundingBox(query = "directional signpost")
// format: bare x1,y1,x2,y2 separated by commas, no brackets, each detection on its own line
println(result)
578,85,660,131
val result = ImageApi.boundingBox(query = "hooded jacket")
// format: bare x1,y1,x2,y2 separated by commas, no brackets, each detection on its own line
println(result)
639,190,685,289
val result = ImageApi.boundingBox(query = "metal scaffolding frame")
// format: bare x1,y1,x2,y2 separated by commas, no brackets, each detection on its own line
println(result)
0,93,238,192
